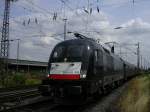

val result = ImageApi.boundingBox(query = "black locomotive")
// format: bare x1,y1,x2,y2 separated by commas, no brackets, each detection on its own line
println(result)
39,33,137,103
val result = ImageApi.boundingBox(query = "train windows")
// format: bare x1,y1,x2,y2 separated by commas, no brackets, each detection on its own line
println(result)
98,50,103,65
103,53,107,67
67,45,83,58
51,45,84,62
94,50,98,62
52,46,65,59
87,46,90,50
53,52,58,58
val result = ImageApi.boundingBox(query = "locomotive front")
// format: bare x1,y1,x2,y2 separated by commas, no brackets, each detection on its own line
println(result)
39,39,92,102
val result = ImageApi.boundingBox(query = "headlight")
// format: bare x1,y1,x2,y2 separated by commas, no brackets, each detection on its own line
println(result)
80,74,86,78
47,74,50,78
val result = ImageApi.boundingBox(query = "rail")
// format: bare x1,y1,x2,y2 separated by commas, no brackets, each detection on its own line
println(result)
0,85,39,93
0,85,40,111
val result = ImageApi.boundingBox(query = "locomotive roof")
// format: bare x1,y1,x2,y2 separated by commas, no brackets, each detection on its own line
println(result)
57,39,118,56
57,38,107,50
56,38,96,46
54,38,136,68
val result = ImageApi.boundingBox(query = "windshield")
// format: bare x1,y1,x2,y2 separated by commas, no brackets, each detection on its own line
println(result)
51,45,84,62
67,45,83,58
53,46,65,59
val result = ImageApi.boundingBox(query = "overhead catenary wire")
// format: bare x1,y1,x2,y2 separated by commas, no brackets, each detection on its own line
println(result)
14,4,59,22
2,0,141,32
24,0,64,21
1,0,150,65
1,12,64,39
9,32,65,41
58,0,87,23
11,0,64,27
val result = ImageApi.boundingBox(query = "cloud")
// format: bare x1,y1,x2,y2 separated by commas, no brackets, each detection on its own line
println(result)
0,0,149,67
9,9,112,62
111,18,150,65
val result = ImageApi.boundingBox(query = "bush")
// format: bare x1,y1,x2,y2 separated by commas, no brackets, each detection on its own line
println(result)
4,73,26,87
13,73,26,86
1,71,43,88
25,78,41,85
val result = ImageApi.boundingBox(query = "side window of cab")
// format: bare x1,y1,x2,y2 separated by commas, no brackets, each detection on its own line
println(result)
94,49,103,66
98,50,103,66
94,50,98,63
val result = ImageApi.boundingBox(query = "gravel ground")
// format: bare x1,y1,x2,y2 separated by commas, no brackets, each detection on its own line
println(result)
84,83,128,112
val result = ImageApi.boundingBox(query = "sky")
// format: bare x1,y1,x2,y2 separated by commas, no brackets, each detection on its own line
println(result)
0,0,150,67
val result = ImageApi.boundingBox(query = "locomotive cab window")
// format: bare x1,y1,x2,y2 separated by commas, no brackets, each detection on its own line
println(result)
98,50,103,65
67,45,83,58
94,49,103,66
94,50,98,62
51,45,84,62
52,46,65,59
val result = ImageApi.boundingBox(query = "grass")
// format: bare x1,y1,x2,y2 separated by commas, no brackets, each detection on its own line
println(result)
25,78,41,85
117,74,150,112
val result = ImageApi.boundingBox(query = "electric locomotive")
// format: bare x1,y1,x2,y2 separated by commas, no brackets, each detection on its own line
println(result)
39,33,136,103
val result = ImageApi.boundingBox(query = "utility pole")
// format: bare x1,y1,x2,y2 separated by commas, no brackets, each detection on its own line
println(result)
140,55,143,69
16,39,20,72
60,0,67,41
63,19,67,40
137,42,140,70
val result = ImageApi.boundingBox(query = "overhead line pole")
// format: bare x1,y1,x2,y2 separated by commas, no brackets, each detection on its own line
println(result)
1,39,20,72
1,0,11,77
15,39,20,72
1,0,11,58
137,42,140,70
63,19,67,40
105,41,141,69
0,0,17,80
1,0,18,57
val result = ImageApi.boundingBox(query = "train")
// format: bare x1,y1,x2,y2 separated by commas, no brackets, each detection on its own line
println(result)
39,33,137,103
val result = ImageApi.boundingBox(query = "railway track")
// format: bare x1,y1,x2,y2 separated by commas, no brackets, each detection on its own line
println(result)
4,82,127,112
0,85,39,93
0,85,41,111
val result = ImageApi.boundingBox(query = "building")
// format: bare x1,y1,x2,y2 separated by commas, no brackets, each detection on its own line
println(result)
7,59,48,74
